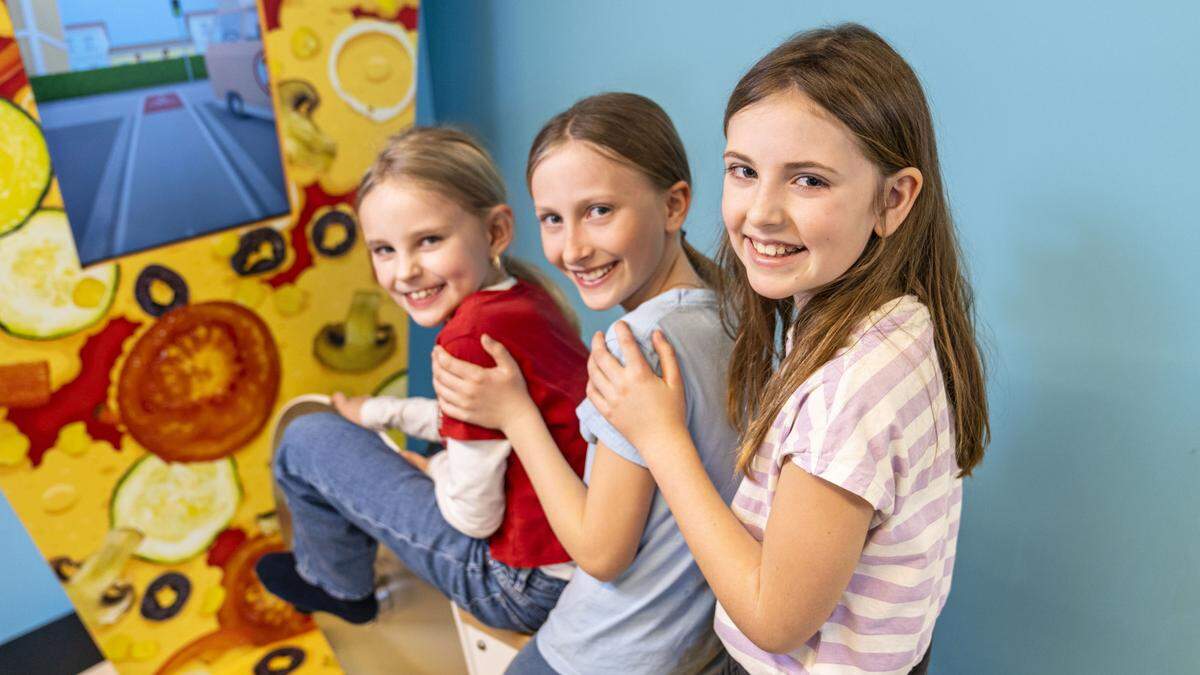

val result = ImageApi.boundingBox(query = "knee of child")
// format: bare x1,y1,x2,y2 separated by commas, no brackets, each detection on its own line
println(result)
276,412,345,468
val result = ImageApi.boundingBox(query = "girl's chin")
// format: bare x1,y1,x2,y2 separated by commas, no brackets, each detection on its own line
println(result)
578,290,621,312
405,301,455,327
746,277,809,301
408,313,445,328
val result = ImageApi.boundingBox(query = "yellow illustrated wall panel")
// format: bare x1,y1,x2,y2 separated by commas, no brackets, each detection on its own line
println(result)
0,1,419,672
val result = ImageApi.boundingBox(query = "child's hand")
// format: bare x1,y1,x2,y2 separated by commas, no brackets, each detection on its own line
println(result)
397,447,432,473
432,335,534,433
588,323,688,453
331,391,369,425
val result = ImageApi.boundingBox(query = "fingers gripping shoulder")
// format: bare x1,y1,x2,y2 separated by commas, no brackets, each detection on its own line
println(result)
603,324,663,376
440,334,501,369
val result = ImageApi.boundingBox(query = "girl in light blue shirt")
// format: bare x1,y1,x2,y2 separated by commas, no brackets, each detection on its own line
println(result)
432,93,738,674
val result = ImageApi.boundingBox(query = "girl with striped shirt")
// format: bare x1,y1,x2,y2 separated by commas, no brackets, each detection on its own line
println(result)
586,24,990,674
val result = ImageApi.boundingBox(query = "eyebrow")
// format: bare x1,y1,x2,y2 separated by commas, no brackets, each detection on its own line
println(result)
536,195,618,214
723,151,840,177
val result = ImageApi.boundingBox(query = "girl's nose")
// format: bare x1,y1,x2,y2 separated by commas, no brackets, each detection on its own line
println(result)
744,183,787,231
391,254,422,285
562,225,593,265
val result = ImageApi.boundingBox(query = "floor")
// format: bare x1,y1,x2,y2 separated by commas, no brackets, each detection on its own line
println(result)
314,548,468,675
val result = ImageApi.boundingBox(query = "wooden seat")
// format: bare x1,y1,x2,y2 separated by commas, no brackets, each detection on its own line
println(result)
451,603,531,674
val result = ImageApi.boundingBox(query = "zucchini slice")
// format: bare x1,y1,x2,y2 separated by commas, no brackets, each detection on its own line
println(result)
0,97,52,237
373,369,408,449
110,454,242,564
0,209,118,340
373,368,408,398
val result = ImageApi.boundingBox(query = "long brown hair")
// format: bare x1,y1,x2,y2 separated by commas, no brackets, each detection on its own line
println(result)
724,24,989,476
526,92,721,286
358,126,579,332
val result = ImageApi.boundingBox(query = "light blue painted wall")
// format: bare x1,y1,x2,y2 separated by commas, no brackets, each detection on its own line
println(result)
422,1,1200,672
0,493,73,644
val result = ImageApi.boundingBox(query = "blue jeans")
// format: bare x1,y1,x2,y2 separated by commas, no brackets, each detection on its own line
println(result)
272,412,566,633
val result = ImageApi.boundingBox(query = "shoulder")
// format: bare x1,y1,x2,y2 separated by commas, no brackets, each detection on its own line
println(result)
776,298,943,514
817,295,941,418
441,283,554,342
604,287,720,348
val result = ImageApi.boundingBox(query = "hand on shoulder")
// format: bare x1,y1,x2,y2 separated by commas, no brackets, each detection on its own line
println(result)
587,322,689,456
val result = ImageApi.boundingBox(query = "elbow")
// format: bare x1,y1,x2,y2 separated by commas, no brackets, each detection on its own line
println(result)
454,524,499,539
742,626,817,656
446,514,502,540
576,548,635,583
738,612,825,656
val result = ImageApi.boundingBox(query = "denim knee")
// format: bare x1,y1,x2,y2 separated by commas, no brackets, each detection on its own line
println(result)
275,411,348,478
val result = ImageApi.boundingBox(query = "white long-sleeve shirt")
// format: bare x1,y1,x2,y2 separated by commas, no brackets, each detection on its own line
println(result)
359,395,574,580
359,396,509,539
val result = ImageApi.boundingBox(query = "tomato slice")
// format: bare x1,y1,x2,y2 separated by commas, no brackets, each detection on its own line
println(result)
219,536,313,643
117,301,281,462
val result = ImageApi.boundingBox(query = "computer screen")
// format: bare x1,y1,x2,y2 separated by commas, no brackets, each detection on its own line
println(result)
10,0,289,265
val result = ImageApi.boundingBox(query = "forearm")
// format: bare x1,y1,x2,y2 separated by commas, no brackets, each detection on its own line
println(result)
426,439,508,539
638,429,772,637
502,407,591,559
359,397,441,442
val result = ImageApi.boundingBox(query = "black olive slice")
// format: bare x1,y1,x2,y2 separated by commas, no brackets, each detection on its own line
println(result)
311,210,357,257
101,581,135,608
231,227,287,276
134,264,190,317
254,646,306,675
49,556,81,582
140,571,191,621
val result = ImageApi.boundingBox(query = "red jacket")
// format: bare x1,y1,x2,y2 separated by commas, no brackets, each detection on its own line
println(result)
437,280,588,567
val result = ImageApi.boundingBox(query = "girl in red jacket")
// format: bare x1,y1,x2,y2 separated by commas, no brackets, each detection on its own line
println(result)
257,127,588,631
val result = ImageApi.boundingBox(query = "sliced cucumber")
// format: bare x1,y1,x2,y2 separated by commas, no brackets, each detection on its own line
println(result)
110,454,242,564
373,369,408,448
0,209,118,340
373,368,408,398
0,98,52,237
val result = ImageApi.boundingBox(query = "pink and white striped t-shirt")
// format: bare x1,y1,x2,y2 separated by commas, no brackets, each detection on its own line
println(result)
715,295,961,674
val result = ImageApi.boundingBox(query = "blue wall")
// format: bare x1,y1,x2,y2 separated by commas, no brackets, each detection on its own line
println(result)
422,1,1200,672
0,494,73,644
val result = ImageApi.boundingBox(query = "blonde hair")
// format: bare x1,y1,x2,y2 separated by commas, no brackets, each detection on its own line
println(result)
358,126,579,332
526,92,721,287
723,24,989,477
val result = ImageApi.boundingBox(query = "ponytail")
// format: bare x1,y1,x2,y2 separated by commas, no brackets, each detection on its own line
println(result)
502,255,580,335
681,234,721,289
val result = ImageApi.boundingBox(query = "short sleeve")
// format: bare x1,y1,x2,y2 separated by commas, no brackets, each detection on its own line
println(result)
782,355,917,520
438,335,506,441
575,326,662,468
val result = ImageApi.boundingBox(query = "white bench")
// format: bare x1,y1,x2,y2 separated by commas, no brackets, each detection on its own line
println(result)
451,603,532,675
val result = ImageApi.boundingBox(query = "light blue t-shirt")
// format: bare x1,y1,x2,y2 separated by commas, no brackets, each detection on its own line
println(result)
535,288,740,675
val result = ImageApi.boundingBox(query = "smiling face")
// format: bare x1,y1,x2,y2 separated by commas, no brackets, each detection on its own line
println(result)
722,88,885,301
359,179,508,327
532,141,681,312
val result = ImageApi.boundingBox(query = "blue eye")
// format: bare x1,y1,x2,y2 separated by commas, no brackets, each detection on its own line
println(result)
586,205,612,218
795,175,828,189
727,165,756,180
540,213,563,227
371,244,394,256
418,235,442,247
